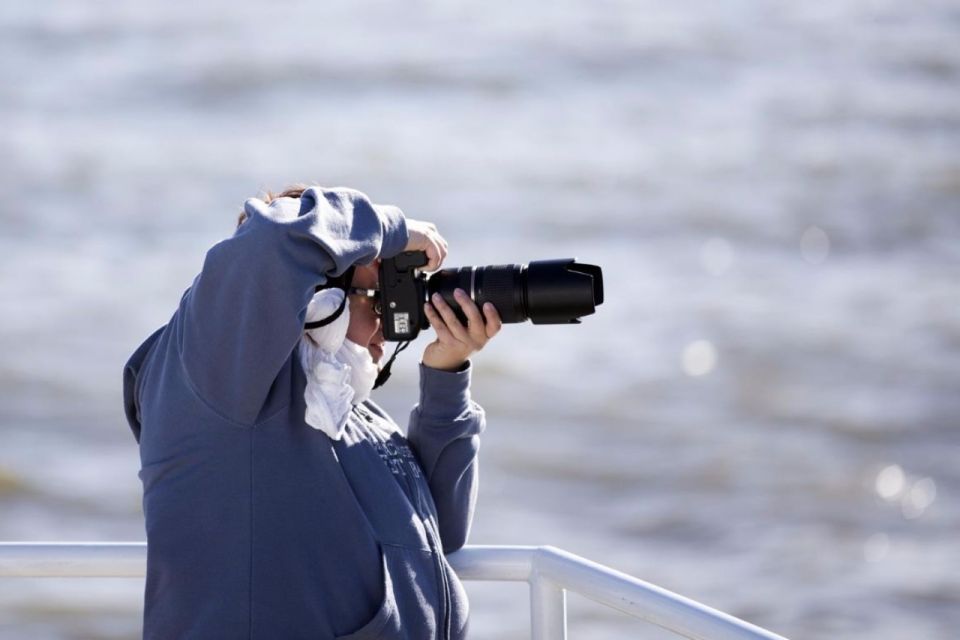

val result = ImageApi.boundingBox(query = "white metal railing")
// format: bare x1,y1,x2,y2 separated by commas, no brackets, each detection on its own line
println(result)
0,543,788,640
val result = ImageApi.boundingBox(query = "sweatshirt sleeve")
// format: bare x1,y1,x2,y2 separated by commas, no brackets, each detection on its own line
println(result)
178,186,408,426
406,362,485,553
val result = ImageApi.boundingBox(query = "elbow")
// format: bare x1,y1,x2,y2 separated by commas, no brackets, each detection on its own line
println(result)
439,508,472,553
441,527,469,554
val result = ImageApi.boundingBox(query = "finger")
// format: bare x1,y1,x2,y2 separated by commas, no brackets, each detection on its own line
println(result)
424,238,442,272
425,250,438,272
437,238,448,264
432,234,448,266
431,293,470,342
423,302,455,342
483,302,502,338
454,289,486,341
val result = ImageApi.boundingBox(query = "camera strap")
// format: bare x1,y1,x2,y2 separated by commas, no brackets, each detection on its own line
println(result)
373,340,411,389
304,266,356,330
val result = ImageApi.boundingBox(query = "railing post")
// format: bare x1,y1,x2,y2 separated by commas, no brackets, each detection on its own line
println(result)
530,575,567,640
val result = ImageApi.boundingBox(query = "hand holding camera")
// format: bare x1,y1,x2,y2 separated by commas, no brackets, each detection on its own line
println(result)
400,219,500,370
404,219,448,272
422,288,503,371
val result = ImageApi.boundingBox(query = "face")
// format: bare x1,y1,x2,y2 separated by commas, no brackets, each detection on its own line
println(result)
346,262,385,364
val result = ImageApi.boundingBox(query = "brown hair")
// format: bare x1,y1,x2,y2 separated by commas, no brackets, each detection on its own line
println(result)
237,183,312,228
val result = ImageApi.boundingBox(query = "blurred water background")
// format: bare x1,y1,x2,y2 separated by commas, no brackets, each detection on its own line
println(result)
1,0,959,638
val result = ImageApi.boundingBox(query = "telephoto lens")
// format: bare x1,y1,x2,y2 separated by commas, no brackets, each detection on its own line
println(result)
427,259,604,325
379,252,603,341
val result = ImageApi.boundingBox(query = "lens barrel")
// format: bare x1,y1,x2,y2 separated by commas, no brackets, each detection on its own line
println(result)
425,258,603,326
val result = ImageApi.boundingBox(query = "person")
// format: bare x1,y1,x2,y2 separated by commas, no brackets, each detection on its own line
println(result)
122,184,502,639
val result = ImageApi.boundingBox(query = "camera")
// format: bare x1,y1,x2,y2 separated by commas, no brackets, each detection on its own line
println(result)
378,252,604,341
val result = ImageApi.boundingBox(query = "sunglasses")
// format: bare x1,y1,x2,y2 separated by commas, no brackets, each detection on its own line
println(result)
347,287,382,316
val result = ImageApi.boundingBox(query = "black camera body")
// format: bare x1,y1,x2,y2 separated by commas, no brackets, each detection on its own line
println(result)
379,252,604,342
379,251,432,341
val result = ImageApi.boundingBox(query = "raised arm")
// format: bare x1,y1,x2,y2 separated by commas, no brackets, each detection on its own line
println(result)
178,186,407,425
407,364,485,553
407,289,502,552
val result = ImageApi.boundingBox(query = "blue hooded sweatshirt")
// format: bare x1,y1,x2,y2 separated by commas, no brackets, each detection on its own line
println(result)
122,187,484,639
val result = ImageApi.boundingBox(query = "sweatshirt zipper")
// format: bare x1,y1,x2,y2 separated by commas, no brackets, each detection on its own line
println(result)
425,523,451,640
356,406,452,639
401,432,451,640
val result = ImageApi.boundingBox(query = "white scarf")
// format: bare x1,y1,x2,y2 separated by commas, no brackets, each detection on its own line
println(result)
298,288,379,440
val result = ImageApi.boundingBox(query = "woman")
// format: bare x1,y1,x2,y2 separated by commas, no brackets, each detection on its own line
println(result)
123,185,501,639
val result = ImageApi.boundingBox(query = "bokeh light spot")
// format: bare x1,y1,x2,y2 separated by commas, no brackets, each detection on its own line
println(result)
875,465,905,501
901,477,936,519
682,340,717,377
